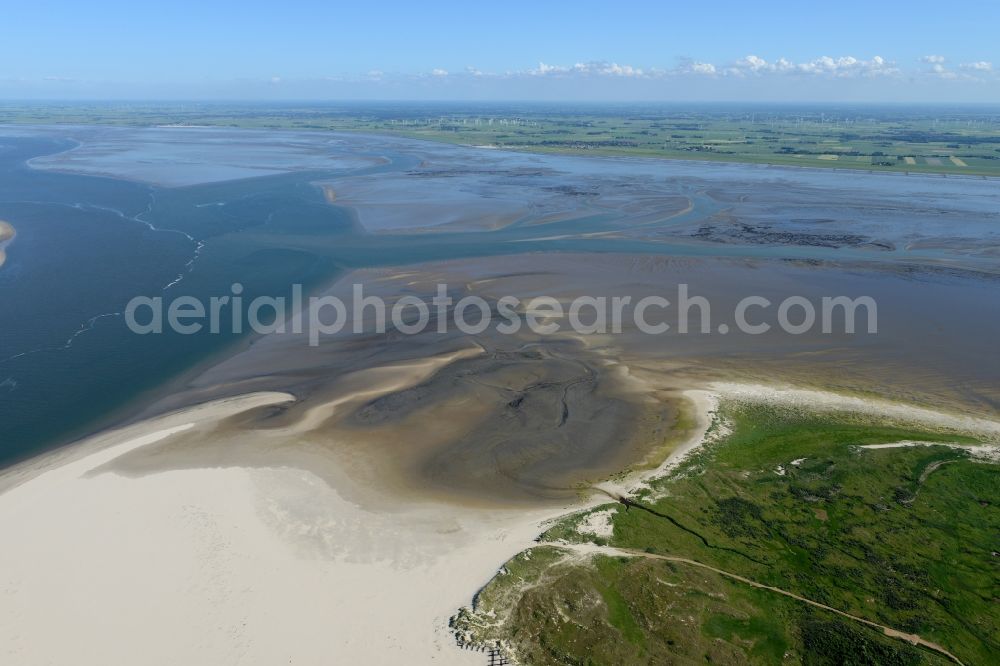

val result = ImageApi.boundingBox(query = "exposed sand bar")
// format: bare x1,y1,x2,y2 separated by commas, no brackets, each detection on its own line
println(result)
711,382,1000,441
287,346,483,435
0,220,14,268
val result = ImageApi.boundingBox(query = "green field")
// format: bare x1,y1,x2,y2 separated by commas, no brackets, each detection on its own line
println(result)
453,403,999,664
4,102,1000,176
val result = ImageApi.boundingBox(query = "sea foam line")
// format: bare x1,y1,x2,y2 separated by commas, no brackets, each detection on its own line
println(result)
0,194,210,367
0,312,123,370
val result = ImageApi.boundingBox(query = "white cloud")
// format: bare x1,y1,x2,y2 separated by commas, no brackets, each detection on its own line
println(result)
931,64,957,78
398,53,984,86
726,54,897,78
523,54,901,81
689,61,716,75
910,55,994,80
919,56,959,79
736,54,770,72
533,62,569,76
529,61,644,78
961,61,993,71
572,61,644,77
675,58,716,76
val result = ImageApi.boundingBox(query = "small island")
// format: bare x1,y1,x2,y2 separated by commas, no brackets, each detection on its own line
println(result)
0,220,15,268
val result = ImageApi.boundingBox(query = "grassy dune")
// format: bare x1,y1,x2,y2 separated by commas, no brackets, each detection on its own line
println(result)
454,403,999,664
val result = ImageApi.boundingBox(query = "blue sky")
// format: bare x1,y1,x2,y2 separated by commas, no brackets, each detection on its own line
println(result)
3,0,999,101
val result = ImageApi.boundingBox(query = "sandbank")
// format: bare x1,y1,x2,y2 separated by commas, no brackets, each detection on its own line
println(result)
0,220,14,268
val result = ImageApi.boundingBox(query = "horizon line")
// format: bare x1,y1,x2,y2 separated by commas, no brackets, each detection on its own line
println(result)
3,98,1000,108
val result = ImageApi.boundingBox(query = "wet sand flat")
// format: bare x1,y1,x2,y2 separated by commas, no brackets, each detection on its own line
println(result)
120,251,1000,509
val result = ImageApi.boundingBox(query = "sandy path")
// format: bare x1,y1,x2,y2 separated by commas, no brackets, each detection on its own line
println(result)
556,543,965,665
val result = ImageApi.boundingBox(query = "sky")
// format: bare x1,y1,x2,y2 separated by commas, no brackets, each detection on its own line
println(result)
3,0,999,102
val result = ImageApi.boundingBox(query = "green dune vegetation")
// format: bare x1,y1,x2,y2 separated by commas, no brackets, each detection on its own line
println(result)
452,403,999,665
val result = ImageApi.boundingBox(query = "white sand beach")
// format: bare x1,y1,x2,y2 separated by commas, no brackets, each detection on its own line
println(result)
0,389,580,665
